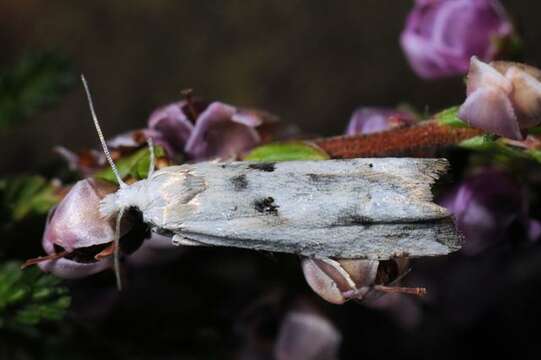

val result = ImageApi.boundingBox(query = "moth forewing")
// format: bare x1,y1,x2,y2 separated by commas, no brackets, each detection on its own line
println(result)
125,158,461,260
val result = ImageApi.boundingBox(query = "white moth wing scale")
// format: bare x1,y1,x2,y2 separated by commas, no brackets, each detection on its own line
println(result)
116,158,461,259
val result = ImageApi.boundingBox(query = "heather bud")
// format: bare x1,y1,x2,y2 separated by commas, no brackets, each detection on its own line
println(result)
301,258,379,304
37,178,118,278
458,57,541,140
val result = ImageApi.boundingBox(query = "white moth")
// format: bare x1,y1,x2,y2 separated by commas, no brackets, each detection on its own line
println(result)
81,76,461,290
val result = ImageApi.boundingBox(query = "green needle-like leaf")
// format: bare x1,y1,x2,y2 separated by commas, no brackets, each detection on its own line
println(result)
0,51,75,129
0,176,60,228
0,262,70,333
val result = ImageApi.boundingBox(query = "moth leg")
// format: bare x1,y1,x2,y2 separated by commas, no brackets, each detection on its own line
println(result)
172,234,206,247
343,259,427,300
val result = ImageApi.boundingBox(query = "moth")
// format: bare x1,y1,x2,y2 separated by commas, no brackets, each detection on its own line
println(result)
29,76,462,294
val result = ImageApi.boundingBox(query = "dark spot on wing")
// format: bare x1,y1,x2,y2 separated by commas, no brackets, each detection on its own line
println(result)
248,163,275,172
254,197,279,215
306,173,338,185
333,213,374,227
368,163,373,168
231,174,248,191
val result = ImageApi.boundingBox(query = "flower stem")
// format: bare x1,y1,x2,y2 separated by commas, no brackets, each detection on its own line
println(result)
314,120,483,158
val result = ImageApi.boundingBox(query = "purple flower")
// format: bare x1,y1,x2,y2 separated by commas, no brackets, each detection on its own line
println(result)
439,169,537,255
458,57,541,140
345,107,416,135
29,177,190,280
400,0,513,79
147,99,272,161
58,99,277,176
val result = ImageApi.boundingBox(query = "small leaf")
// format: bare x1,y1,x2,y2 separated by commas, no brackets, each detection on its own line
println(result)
0,176,60,227
244,142,330,162
94,145,166,183
0,262,70,333
459,135,496,150
460,135,541,164
435,106,468,128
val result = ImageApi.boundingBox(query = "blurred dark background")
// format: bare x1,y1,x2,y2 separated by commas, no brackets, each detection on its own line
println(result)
1,0,540,174
3,1,541,359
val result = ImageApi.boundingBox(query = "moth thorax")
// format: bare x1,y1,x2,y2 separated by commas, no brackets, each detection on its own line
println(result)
99,180,150,218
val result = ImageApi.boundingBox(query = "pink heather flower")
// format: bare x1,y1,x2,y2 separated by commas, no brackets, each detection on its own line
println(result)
57,99,276,175
401,0,513,79
438,168,538,255
35,178,179,279
148,100,268,161
38,179,117,278
345,107,416,135
458,57,541,140
301,258,379,304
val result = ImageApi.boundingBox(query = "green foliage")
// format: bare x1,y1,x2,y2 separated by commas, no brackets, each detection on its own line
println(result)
459,135,541,164
528,126,541,135
0,176,60,229
0,51,75,129
94,145,166,183
434,106,468,128
244,141,330,162
0,262,70,334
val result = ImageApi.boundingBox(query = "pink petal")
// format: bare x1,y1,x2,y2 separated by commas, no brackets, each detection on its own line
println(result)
148,102,194,154
274,311,341,360
40,225,112,279
231,109,264,127
346,107,415,135
458,87,522,140
505,66,541,129
185,102,260,160
38,257,112,279
466,57,512,96
301,258,346,304
400,32,450,79
44,179,117,251
529,219,541,242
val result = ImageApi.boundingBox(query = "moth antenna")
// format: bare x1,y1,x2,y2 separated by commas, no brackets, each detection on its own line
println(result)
81,74,127,188
113,207,125,290
147,137,155,177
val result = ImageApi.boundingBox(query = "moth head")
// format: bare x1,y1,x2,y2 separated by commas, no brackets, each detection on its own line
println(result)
80,75,156,290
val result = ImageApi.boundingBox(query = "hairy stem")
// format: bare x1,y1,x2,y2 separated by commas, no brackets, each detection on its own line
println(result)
314,120,483,158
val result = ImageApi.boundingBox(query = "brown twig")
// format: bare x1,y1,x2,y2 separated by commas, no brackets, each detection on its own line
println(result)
313,120,483,158
181,88,199,122
21,251,69,269
373,285,427,296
